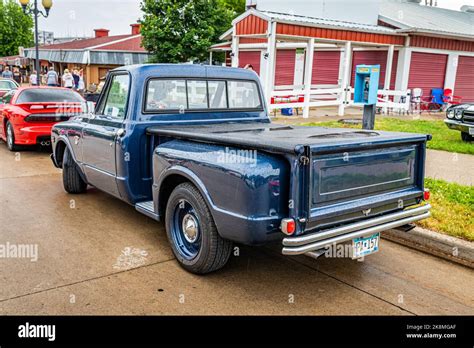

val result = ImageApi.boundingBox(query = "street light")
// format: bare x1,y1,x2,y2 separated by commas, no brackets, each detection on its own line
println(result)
20,0,53,86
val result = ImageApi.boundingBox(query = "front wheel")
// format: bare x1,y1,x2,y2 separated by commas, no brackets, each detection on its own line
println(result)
461,132,473,142
62,147,87,194
165,182,232,274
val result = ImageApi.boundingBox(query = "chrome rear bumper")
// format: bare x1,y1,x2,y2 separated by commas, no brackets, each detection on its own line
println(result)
282,204,431,256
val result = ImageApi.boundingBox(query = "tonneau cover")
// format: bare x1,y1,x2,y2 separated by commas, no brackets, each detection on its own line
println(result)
147,123,428,155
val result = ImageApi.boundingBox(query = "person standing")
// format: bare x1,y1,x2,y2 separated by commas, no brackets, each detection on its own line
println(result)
46,66,58,86
72,69,80,90
12,68,22,84
78,69,85,93
62,69,74,89
29,70,38,86
2,66,13,79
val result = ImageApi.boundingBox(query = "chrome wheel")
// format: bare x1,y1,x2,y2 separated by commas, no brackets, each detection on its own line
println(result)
6,123,13,148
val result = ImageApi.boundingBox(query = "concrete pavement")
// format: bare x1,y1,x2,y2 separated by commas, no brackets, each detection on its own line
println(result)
425,149,474,186
0,144,473,315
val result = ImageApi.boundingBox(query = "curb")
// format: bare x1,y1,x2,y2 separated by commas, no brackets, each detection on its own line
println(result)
382,227,474,269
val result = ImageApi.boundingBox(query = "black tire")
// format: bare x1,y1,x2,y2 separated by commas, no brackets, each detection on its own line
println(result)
62,147,87,194
5,120,21,151
461,132,473,142
165,182,232,274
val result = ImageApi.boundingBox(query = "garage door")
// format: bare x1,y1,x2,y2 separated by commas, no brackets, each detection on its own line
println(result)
238,51,261,75
351,50,399,89
455,56,474,103
312,51,340,85
408,52,448,96
275,50,296,86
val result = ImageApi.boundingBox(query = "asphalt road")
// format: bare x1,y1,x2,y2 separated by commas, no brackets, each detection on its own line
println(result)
0,143,473,315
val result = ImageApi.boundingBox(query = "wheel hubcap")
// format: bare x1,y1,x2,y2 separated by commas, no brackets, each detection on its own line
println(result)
182,214,199,243
170,199,201,260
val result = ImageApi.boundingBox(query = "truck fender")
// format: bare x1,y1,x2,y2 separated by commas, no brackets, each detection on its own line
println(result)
154,165,218,217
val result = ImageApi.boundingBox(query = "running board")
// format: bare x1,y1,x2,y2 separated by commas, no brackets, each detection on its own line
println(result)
135,200,160,221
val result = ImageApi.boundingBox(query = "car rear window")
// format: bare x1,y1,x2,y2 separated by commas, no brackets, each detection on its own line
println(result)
16,89,84,103
0,81,15,89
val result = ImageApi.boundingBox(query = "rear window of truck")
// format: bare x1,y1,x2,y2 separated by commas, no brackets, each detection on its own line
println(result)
144,79,262,112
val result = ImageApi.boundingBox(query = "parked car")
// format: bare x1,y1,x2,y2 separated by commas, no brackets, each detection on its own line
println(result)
445,103,474,142
0,86,84,151
50,64,431,274
0,78,19,98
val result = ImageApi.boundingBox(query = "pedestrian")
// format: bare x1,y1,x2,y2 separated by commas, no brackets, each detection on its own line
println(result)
78,69,85,93
12,68,22,84
46,66,58,86
1,66,13,79
62,69,74,89
30,70,38,86
72,69,80,90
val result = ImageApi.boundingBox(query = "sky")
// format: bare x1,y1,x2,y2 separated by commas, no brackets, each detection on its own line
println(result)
32,0,474,38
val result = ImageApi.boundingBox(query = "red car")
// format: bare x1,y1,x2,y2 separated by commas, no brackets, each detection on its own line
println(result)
0,86,84,151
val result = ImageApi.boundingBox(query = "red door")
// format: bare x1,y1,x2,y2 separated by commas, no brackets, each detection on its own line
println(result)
455,56,474,103
275,50,296,86
238,51,261,75
351,50,399,89
312,51,340,85
408,52,448,96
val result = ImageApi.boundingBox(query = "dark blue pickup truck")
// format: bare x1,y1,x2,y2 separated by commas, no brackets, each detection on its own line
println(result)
51,64,431,274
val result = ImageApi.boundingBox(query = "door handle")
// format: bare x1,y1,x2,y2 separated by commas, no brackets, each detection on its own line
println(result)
116,128,126,137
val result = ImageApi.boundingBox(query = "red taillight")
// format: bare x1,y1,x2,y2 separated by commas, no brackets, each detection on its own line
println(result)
423,189,430,201
281,218,296,236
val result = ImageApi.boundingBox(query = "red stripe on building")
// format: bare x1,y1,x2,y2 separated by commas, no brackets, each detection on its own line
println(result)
276,23,405,45
455,56,474,102
235,15,268,36
410,36,474,53
408,52,448,95
312,51,341,85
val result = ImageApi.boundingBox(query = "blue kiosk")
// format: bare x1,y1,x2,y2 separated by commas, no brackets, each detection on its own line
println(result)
354,64,380,130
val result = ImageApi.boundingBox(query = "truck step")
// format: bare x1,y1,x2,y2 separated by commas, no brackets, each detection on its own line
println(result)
135,201,160,221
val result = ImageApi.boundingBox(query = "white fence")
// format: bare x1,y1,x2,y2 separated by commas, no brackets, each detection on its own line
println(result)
269,85,411,116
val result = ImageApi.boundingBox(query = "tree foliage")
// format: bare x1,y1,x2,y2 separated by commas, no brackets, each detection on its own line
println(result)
140,0,236,63
0,0,34,57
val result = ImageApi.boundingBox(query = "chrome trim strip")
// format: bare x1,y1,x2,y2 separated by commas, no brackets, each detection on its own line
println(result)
283,204,431,247
282,211,431,255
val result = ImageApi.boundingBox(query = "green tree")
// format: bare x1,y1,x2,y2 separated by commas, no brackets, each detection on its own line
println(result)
140,0,235,63
0,0,34,57
222,0,246,15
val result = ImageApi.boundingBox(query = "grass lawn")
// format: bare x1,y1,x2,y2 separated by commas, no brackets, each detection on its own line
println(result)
420,178,474,242
302,118,474,155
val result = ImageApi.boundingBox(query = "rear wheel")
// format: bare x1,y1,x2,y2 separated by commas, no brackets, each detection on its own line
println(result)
5,121,21,151
165,182,232,274
461,132,473,142
62,147,87,194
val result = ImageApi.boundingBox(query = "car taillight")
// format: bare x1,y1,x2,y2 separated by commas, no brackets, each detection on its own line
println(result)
423,189,430,201
280,218,296,236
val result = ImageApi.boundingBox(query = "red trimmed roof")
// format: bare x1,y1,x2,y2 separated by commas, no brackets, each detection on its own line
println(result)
97,36,146,52
37,34,140,51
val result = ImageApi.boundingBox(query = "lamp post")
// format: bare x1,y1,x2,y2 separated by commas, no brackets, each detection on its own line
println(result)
19,0,53,86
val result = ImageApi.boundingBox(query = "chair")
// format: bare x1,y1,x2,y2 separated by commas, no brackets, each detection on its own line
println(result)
442,88,462,105
411,88,423,113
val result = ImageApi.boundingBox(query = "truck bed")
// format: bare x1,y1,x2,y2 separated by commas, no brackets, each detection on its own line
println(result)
146,123,429,155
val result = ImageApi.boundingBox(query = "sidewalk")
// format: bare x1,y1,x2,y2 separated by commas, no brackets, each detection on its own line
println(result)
426,149,474,186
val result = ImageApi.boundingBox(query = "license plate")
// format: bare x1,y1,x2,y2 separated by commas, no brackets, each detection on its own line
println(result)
352,233,380,259
469,128,474,135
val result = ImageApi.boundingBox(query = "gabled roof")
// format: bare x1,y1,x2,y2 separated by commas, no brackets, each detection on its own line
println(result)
379,0,474,39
